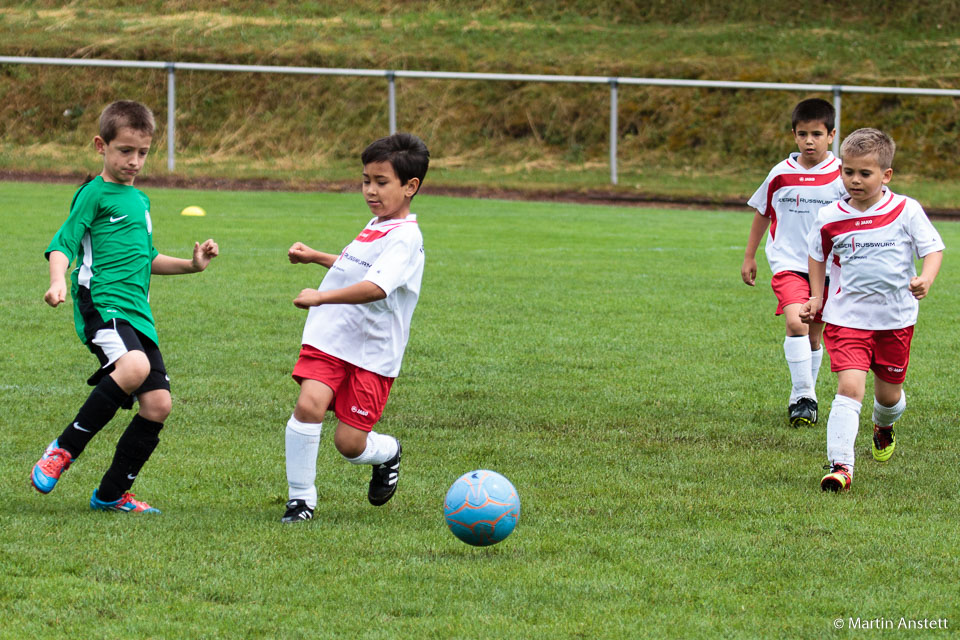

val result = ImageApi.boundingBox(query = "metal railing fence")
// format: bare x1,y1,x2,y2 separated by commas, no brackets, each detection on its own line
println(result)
3,55,960,185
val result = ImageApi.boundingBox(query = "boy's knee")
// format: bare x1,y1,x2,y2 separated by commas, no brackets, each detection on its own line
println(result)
836,381,865,403
111,351,151,392
334,428,367,459
785,318,809,337
294,399,325,424
874,383,904,408
294,387,331,424
138,389,172,423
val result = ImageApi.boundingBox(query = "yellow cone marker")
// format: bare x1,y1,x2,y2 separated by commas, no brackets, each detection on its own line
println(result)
181,206,206,217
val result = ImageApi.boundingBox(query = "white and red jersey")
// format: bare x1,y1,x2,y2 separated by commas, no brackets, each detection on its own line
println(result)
748,152,845,275
807,189,944,330
302,214,424,377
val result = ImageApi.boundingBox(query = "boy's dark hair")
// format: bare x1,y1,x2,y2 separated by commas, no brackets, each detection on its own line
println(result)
99,100,156,143
361,133,430,196
791,98,835,132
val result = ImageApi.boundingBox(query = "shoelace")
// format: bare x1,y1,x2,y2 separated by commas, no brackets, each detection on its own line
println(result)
118,493,149,509
874,428,894,449
39,449,71,472
822,463,850,474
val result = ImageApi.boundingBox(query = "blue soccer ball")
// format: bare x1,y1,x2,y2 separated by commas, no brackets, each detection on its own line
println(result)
444,470,520,546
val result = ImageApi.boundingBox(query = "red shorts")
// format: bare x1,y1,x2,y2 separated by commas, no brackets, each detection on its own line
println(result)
292,345,395,431
823,324,914,384
771,271,827,322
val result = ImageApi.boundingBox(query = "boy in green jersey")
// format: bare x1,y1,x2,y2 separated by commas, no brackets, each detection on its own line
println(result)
30,100,219,513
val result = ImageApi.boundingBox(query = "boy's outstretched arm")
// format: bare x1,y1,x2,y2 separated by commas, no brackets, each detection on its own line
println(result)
294,281,386,309
44,250,70,307
288,242,338,269
741,212,771,286
910,250,943,300
799,256,826,324
152,239,219,275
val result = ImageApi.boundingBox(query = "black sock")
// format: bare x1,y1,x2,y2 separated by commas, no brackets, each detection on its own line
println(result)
57,375,129,458
97,414,164,503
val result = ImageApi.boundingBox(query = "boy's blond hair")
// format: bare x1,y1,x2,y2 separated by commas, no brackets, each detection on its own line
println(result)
99,100,155,143
840,128,896,169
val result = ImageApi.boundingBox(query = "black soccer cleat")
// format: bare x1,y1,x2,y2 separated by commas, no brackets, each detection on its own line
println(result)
368,441,401,506
281,499,314,523
788,397,818,428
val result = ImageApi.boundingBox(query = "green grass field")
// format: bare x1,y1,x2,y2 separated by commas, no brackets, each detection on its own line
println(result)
1,180,958,639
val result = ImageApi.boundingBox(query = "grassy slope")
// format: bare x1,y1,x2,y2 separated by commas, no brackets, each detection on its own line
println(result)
1,182,958,638
1,2,960,205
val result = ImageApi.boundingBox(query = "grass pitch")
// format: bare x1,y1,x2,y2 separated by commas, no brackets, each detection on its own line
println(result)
1,180,958,639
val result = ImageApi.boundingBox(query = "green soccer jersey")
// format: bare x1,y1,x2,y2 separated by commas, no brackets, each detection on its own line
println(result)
46,176,160,346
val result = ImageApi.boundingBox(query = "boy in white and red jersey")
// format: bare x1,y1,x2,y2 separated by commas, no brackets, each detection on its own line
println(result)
742,98,846,428
280,133,429,523
800,128,944,492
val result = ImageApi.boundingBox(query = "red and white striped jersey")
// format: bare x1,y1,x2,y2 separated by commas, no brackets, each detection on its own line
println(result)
748,152,845,275
302,214,424,377
807,189,945,330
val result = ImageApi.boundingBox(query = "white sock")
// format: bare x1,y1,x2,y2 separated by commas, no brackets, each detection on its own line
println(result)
873,390,906,427
345,431,398,466
826,394,861,471
810,348,825,395
285,415,322,509
784,336,814,403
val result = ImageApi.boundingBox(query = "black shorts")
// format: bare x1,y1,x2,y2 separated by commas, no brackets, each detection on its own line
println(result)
86,319,170,407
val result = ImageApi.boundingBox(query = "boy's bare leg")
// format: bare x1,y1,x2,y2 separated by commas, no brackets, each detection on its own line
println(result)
836,369,867,403
333,422,368,458
784,303,810,340
110,350,151,393
294,379,334,424
807,320,824,350
874,379,904,408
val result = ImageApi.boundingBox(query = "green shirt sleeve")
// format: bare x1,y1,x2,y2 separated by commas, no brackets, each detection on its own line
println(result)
46,181,100,263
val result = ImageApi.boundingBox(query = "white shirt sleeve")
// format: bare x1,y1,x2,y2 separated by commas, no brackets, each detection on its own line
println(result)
747,174,773,216
906,201,946,258
364,228,423,296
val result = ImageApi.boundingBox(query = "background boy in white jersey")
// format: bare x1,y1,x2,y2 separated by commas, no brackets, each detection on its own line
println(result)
742,98,846,427
31,101,219,513
800,128,944,492
281,132,429,523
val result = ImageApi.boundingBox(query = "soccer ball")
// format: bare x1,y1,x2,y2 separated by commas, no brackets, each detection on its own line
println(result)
443,470,520,546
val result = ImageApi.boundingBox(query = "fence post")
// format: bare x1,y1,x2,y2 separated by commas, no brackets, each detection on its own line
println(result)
832,86,842,157
166,62,176,171
388,71,397,134
609,79,618,186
